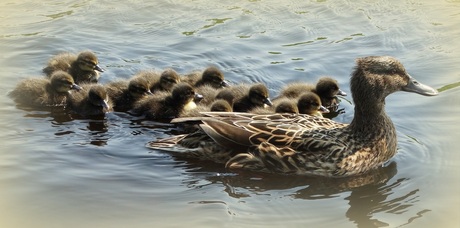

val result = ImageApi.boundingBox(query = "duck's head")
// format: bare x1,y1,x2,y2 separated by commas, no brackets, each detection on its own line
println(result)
249,83,273,107
351,56,438,105
76,51,104,73
88,85,111,111
129,77,153,99
315,77,347,98
210,100,233,112
297,92,329,115
159,69,180,91
202,66,229,88
172,83,203,110
275,100,299,114
50,71,82,93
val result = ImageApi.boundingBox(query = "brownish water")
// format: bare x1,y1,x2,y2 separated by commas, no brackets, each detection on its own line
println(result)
1,0,459,227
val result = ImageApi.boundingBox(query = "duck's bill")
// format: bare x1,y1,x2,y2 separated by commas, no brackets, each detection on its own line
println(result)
264,98,273,107
194,93,204,102
95,64,105,72
221,80,230,87
71,84,82,91
337,89,347,96
402,75,438,96
319,105,330,113
101,100,110,111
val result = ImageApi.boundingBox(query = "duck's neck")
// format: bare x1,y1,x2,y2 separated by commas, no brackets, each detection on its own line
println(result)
348,98,394,135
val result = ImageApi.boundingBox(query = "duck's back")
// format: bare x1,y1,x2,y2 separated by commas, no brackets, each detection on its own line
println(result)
43,52,76,77
277,82,315,99
9,77,67,107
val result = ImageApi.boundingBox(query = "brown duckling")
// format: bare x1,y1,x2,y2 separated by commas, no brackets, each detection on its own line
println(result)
251,92,328,116
9,71,81,108
134,69,180,93
43,51,104,84
314,77,347,109
296,92,329,117
106,76,153,112
276,77,346,109
179,88,235,117
182,66,229,89
68,84,113,116
225,83,273,112
131,83,203,119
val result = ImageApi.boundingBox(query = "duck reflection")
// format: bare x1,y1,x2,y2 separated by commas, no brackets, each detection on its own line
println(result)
176,159,428,227
18,106,110,146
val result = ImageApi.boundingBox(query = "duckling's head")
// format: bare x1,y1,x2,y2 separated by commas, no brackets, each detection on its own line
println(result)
88,85,111,111
350,56,438,105
202,66,229,88
129,77,153,99
315,77,346,98
159,69,180,91
50,71,82,93
297,92,329,115
215,89,235,106
249,83,273,107
76,51,104,73
210,100,233,112
172,83,203,110
275,100,299,114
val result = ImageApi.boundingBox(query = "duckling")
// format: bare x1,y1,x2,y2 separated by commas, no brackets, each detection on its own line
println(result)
226,83,273,112
182,66,229,89
276,77,346,110
296,92,329,117
251,92,327,116
43,51,104,84
147,56,438,177
67,84,113,116
131,83,203,119
9,71,81,108
106,76,152,112
134,69,180,93
179,88,235,117
314,77,347,109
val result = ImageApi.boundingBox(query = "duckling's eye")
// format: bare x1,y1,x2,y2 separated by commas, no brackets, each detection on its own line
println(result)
83,60,97,69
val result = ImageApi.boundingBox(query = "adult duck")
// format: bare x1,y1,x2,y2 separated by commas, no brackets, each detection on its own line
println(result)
147,56,438,177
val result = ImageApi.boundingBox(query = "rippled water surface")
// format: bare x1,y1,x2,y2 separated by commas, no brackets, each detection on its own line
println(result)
1,0,459,227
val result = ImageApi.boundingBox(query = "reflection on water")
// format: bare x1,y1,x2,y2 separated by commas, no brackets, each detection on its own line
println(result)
176,158,429,227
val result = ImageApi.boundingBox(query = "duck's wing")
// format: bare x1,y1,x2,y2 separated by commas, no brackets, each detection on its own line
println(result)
173,112,346,149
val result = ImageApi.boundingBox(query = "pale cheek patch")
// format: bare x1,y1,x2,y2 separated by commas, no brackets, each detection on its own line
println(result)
184,101,197,111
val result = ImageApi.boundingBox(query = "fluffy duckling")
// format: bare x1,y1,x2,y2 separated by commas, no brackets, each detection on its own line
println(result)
180,89,235,117
182,66,229,89
67,84,113,116
225,83,273,112
296,92,329,117
148,56,439,176
43,51,104,84
9,71,81,108
251,92,327,116
134,69,180,93
106,76,153,112
276,77,346,109
131,83,203,119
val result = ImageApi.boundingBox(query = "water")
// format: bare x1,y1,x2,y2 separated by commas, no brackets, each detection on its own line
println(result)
1,0,459,227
